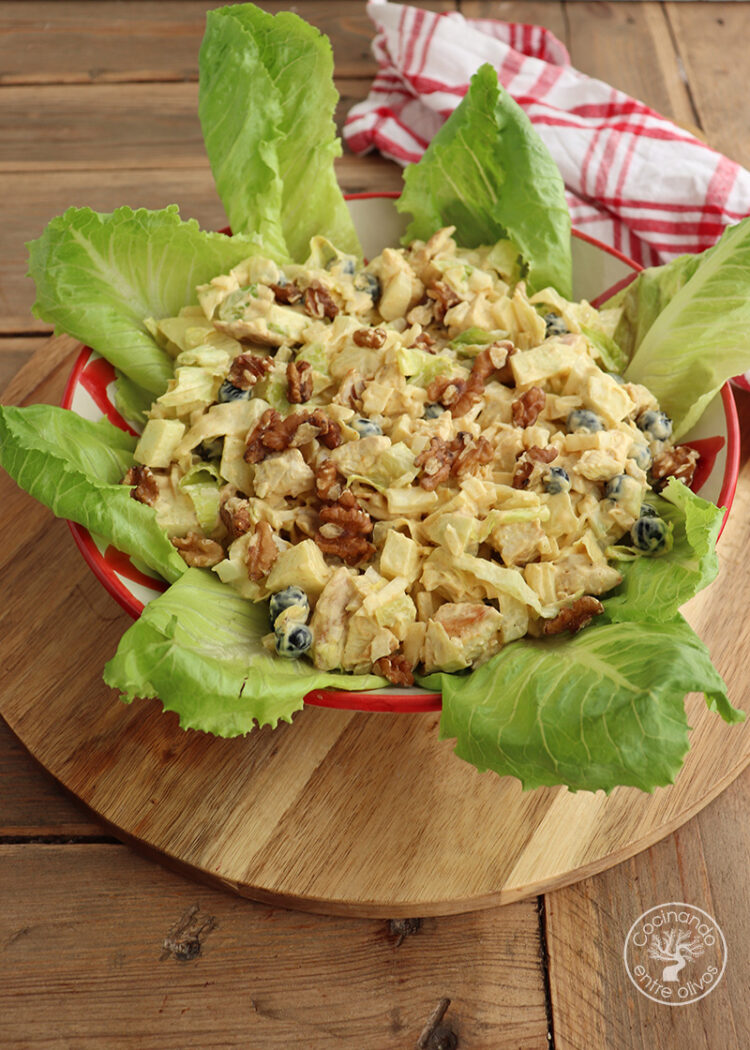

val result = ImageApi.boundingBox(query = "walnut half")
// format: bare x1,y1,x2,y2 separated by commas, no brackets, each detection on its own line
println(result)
651,445,699,491
228,353,272,390
373,653,415,687
542,596,604,635
246,520,278,581
245,408,342,463
122,464,159,507
512,445,558,489
511,386,546,428
171,532,224,568
314,490,375,566
416,433,493,490
220,496,253,542
287,360,313,404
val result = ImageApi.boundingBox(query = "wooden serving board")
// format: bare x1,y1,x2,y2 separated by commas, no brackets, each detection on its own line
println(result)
2,337,750,918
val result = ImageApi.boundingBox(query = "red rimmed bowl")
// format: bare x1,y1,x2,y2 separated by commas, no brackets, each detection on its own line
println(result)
62,194,740,713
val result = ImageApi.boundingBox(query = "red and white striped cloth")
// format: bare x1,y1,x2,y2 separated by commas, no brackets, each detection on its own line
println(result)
344,0,750,269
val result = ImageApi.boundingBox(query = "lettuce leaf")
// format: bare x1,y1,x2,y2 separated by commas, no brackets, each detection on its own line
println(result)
27,205,265,396
0,405,185,584
104,567,387,735
603,479,723,624
113,370,153,429
430,615,738,793
449,327,505,349
199,3,360,262
398,64,572,298
612,218,750,437
580,324,628,374
607,254,703,361
397,343,462,386
348,441,419,492
179,463,221,533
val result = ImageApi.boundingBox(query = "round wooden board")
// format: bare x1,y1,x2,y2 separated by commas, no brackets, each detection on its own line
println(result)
2,338,750,918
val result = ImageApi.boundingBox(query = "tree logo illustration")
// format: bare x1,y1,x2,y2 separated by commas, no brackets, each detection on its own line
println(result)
623,902,727,1006
648,927,706,982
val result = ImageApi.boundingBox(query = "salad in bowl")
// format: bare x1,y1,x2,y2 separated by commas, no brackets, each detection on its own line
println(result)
1,3,748,793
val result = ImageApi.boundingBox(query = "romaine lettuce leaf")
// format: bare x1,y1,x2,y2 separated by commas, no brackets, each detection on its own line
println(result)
349,441,419,492
397,343,462,386
27,204,265,396
112,370,153,429
179,463,221,533
1,403,134,481
612,218,750,437
398,64,572,298
607,254,703,361
0,405,185,584
429,615,739,793
103,567,387,735
449,327,505,348
199,3,360,262
603,478,723,624
580,324,628,374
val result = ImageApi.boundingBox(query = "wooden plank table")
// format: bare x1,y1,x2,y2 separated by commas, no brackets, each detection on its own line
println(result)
2,2,749,1046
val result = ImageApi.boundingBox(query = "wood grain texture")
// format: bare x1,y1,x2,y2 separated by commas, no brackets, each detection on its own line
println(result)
545,766,750,1049
666,3,750,169
0,0,455,85
0,337,46,393
0,79,374,173
0,333,83,407
564,2,698,131
1,342,749,917
0,718,101,837
461,0,566,40
0,845,549,1050
2,1,749,1046
0,317,52,336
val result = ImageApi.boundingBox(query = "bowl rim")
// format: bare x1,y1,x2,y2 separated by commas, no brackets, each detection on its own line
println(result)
61,193,740,714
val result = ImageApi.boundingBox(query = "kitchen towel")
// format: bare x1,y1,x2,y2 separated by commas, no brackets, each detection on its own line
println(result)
344,0,750,270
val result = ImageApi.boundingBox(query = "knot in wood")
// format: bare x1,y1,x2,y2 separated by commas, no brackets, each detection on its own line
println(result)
428,1025,458,1050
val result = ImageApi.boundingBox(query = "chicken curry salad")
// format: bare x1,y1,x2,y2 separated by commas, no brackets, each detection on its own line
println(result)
125,227,697,687
3,4,746,793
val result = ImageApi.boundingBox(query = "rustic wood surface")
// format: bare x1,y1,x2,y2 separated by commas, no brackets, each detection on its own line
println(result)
1,332,750,919
1,335,749,917
2,2,749,1047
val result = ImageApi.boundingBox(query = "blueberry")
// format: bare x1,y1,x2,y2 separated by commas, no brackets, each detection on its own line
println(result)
605,474,640,501
218,379,252,403
275,622,314,658
269,586,310,626
631,515,668,551
628,442,653,471
639,503,659,519
637,409,672,442
567,409,604,434
545,466,570,494
352,417,383,437
354,272,381,302
544,312,569,337
423,403,445,419
328,257,356,275
196,437,224,460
